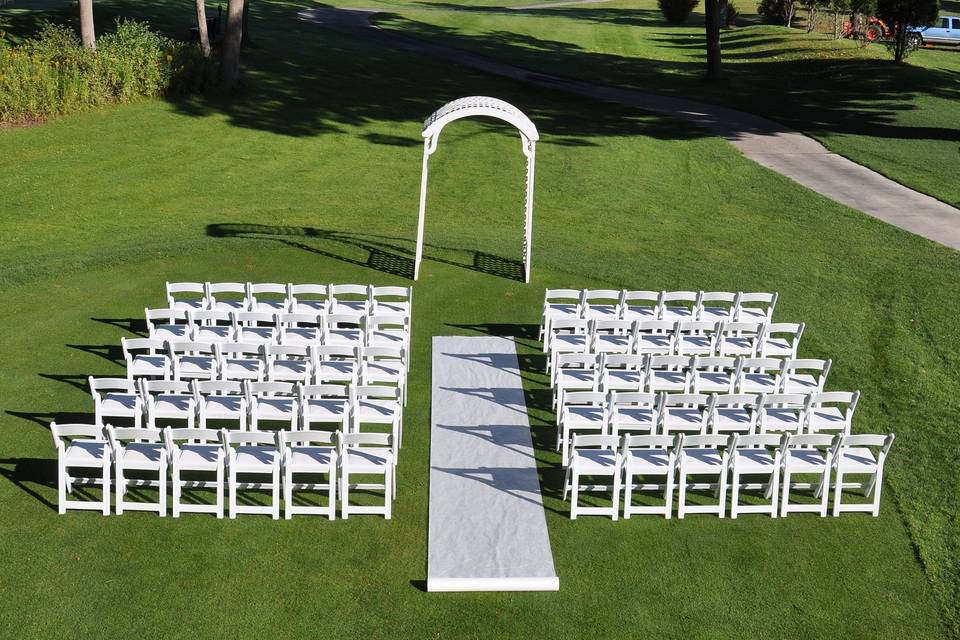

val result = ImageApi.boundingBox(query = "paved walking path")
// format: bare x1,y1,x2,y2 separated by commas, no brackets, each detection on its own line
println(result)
300,6,960,251
427,336,559,592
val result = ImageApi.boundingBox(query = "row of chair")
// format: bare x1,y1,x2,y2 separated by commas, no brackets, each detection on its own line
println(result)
166,282,412,317
540,289,778,347
554,354,830,406
51,423,395,520
545,318,803,363
556,389,859,462
563,431,894,520
90,378,405,441
145,308,410,351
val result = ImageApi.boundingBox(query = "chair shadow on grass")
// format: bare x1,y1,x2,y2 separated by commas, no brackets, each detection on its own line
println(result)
206,223,525,282
0,458,58,512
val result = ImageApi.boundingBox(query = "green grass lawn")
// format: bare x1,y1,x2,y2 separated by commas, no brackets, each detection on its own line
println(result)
1,0,959,638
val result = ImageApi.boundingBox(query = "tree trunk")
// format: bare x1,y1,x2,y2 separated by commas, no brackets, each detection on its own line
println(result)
705,0,722,78
196,0,211,58
241,0,252,48
807,5,817,32
833,9,840,38
785,1,796,27
220,0,245,88
79,0,95,49
893,28,907,61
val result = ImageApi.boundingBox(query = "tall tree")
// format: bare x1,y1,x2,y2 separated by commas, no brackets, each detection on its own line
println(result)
79,0,95,49
220,0,245,87
704,0,722,78
241,0,252,48
196,0,211,58
878,0,939,61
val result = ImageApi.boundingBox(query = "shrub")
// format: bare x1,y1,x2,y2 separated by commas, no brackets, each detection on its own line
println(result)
723,1,740,26
757,0,788,22
658,0,701,24
0,19,210,124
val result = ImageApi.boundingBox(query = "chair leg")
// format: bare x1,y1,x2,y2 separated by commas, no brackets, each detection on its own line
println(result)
717,470,728,519
271,465,280,520
769,470,779,518
384,469,393,520
284,466,293,520
677,467,687,519
562,466,571,501
871,469,883,517
328,466,337,521
102,462,111,516
623,469,633,519
664,471,674,519
611,472,621,521
158,463,167,517
57,461,66,515
832,470,843,517
172,466,181,518
228,465,237,519
730,469,740,519
340,469,349,520
216,464,224,519
115,462,125,516
570,471,580,520
780,468,791,517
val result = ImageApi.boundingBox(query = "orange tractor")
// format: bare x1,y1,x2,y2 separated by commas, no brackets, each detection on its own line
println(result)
841,16,896,41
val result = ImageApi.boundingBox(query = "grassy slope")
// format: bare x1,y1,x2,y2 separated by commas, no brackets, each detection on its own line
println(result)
362,0,960,208
0,1,958,638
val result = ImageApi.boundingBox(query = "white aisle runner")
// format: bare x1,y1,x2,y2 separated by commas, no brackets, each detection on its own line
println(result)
427,336,559,592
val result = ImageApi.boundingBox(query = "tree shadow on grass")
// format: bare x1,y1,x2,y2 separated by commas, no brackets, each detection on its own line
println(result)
0,458,58,512
206,222,526,282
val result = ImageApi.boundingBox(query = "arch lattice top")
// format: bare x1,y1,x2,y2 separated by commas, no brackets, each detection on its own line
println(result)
422,96,540,142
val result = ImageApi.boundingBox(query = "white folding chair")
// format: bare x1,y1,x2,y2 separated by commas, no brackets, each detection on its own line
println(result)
557,391,607,464
192,380,247,431
758,322,804,358
635,320,677,356
166,281,206,311
279,430,338,519
547,317,591,374
621,290,661,322
659,393,712,435
676,433,729,519
107,426,167,516
164,427,225,518
339,432,396,519
736,357,785,394
370,285,412,317
697,291,737,322
710,393,761,435
621,433,678,518
323,313,365,348
89,376,142,428
715,321,764,358
781,358,832,394
645,355,691,393
145,307,189,342
287,283,329,314
359,346,408,406
140,379,195,429
831,433,895,517
591,319,636,356
329,283,370,318
353,385,403,447
608,391,660,437
264,343,313,383
780,433,836,517
299,384,350,432
598,354,646,393
582,289,623,321
553,353,600,409
312,345,358,385
122,337,170,380
188,309,235,343
727,433,782,518
562,434,622,520
366,313,410,354
231,311,277,344
690,356,740,394
247,282,289,313
277,312,323,346
222,429,280,519
758,393,807,435
735,291,777,322
51,423,111,515
674,320,719,357
246,381,298,431
168,341,218,381
205,282,248,312
540,288,583,349
217,342,264,382
805,391,859,435
659,290,700,321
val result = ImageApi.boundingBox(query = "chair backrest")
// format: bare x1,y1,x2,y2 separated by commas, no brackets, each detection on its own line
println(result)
622,290,661,311
277,312,323,327
51,422,103,445
622,433,676,450
836,433,895,461
740,357,785,373
591,319,635,334
108,426,163,447
736,291,778,321
659,290,700,316
809,390,859,410
232,311,276,327
359,346,405,362
571,433,621,450
164,427,222,447
217,342,263,357
313,345,358,361
556,353,600,369
762,393,807,408
206,281,247,296
691,356,740,372
222,430,279,447
609,391,659,408
678,433,728,449
339,431,393,452
299,384,350,401
637,319,676,334
145,307,187,325
729,433,782,450
663,393,712,408
600,353,645,370
140,378,191,395
550,317,590,334
762,322,804,350
367,314,409,332
188,309,233,327
782,358,831,389
168,341,216,356
279,429,337,448
354,385,400,401
122,337,165,356
246,381,297,397
583,289,623,309
192,380,244,397
248,282,287,298
697,291,737,318
544,288,582,303
784,433,836,450
166,282,206,307
562,391,607,406
646,355,691,371
713,393,761,408
88,376,137,396
325,313,363,328
263,343,311,359
677,320,720,335
371,285,411,300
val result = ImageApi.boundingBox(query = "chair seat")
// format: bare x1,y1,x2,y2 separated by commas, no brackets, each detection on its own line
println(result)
272,360,310,378
836,447,878,472
557,370,597,387
718,337,755,354
101,394,139,415
344,449,390,471
693,372,734,393
564,406,605,428
714,408,753,432
624,448,671,472
288,446,335,471
294,300,327,314
120,443,166,469
152,395,193,416
622,308,656,320
680,448,724,473
612,407,655,428
552,334,588,350
254,398,296,418
212,300,247,312
65,441,110,466
584,306,618,320
602,370,643,389
283,328,321,344
195,327,233,342
172,300,205,311
571,449,618,473
316,362,357,380
637,336,672,351
252,300,288,313
152,325,189,341
363,362,404,381
763,408,802,432
807,407,845,432
233,446,278,472
650,371,686,391
238,328,276,343
783,374,819,393
375,301,410,316
545,304,579,319
369,330,405,347
222,359,261,378
662,307,694,321
334,301,368,316
731,449,776,471
304,399,348,421
326,329,363,345
739,374,777,393
178,357,217,375
784,450,828,472
701,307,733,321
178,444,221,469
678,336,713,353
131,355,169,375
357,399,399,423
595,335,631,352
201,396,244,417
663,409,705,431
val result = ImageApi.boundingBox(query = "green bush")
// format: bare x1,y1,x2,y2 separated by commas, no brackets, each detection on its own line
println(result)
658,0,701,23
723,1,740,26
0,20,209,124
757,0,788,23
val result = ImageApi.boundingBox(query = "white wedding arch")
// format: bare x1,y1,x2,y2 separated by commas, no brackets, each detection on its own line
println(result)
414,96,539,283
